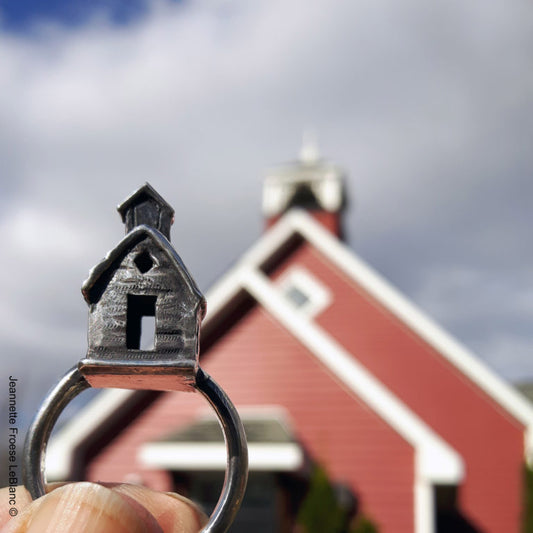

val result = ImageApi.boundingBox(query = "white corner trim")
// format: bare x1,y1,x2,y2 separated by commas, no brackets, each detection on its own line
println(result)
240,267,463,486
416,444,463,485
139,442,304,472
414,476,435,533
46,388,136,480
277,266,332,317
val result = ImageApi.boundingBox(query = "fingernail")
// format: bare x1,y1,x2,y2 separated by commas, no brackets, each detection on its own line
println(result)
23,483,160,533
112,484,208,531
162,491,208,524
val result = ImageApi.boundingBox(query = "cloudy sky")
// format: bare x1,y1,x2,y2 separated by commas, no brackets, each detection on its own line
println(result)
1,0,532,421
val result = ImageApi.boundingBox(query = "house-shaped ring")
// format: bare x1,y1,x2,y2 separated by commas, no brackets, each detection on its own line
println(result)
79,183,206,391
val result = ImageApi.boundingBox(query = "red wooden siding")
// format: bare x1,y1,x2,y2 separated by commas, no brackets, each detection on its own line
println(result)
270,241,525,533
88,304,414,532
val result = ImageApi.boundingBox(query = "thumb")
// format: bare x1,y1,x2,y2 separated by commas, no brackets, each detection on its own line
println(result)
1,483,162,533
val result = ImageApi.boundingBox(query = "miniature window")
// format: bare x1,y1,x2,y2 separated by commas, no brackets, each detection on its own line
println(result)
127,295,156,350
278,267,332,318
134,251,154,274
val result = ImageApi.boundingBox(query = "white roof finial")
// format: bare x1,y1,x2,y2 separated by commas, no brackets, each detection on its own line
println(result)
299,129,320,164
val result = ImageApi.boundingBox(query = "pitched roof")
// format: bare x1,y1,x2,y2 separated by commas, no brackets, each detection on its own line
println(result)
209,209,533,455
81,225,205,315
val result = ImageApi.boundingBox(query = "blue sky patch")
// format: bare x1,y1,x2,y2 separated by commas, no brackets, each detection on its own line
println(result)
0,0,154,32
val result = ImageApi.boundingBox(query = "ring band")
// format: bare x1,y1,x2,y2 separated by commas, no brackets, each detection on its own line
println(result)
23,366,248,533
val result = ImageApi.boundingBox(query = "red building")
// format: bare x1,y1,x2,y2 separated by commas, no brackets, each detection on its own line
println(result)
48,146,533,532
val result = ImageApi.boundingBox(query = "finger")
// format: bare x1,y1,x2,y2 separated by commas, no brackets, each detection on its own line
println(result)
0,482,162,533
0,487,32,525
111,484,207,533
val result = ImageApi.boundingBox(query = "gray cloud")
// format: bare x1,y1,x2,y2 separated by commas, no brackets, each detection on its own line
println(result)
1,0,532,415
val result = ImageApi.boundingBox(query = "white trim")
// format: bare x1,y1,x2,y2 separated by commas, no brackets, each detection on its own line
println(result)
241,267,463,486
227,209,533,458
139,442,303,472
277,266,332,317
414,474,435,533
46,388,134,480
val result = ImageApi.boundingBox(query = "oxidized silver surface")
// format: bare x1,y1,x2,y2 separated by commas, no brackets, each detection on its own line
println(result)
81,183,206,391
23,184,248,533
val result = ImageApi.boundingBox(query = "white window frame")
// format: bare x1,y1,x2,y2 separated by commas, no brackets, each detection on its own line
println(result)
277,266,332,318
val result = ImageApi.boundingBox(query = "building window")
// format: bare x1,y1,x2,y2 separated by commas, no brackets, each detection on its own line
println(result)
278,267,332,318
285,285,311,309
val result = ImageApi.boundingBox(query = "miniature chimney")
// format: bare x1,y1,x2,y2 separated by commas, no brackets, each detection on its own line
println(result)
262,134,347,238
117,182,175,240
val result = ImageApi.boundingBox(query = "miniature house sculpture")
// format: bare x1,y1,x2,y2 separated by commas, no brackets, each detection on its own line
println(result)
80,183,206,391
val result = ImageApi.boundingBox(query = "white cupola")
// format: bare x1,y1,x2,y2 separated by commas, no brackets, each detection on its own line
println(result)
263,133,346,237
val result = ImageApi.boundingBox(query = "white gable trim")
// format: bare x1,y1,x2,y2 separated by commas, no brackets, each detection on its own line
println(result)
226,209,533,458
240,267,463,484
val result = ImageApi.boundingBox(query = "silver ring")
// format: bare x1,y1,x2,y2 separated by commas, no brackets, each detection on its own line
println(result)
23,366,248,533
23,184,248,532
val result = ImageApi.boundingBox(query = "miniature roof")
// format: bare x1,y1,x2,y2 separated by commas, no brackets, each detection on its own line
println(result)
117,182,175,222
81,224,205,315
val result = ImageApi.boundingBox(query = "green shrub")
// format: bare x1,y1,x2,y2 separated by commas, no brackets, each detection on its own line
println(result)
297,465,379,533
350,515,378,533
297,466,346,533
